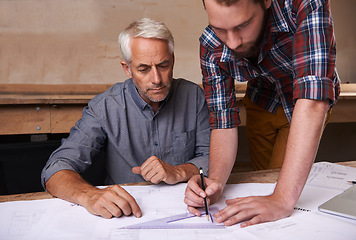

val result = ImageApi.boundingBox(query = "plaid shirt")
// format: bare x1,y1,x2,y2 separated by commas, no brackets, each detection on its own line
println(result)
200,0,340,129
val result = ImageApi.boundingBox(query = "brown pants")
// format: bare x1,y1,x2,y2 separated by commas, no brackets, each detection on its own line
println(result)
242,95,331,170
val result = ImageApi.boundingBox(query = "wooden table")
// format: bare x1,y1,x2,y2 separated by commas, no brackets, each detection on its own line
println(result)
1,161,355,203
1,83,355,135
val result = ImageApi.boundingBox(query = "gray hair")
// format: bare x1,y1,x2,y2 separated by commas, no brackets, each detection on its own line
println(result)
118,18,174,64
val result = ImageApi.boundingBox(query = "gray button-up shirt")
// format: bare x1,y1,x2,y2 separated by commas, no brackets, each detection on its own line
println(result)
41,78,210,188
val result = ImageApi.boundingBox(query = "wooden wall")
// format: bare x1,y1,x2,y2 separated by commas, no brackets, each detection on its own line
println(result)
0,0,355,86
0,0,206,85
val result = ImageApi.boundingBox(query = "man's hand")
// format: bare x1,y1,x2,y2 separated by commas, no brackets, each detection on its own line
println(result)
184,175,224,216
213,193,294,227
184,127,237,216
209,99,329,227
82,185,142,219
45,170,142,219
132,156,198,184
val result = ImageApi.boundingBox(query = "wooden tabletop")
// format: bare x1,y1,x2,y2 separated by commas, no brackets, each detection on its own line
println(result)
0,84,112,105
1,161,355,203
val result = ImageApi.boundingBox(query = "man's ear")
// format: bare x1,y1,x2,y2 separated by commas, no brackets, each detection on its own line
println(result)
121,61,132,78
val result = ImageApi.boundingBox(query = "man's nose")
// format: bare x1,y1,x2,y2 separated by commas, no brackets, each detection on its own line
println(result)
226,30,242,50
151,66,162,85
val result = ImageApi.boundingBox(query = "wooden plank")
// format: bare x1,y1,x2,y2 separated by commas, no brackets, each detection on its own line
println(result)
0,105,51,135
0,83,354,95
50,105,86,133
0,192,54,203
340,83,356,94
0,94,96,105
0,84,112,95
0,83,355,105
0,83,354,135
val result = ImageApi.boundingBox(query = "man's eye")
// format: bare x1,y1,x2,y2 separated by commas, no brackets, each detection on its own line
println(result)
236,23,248,29
158,64,169,69
236,20,251,29
138,68,148,73
213,28,226,34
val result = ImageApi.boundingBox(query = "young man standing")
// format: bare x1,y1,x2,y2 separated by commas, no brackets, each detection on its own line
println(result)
185,0,339,227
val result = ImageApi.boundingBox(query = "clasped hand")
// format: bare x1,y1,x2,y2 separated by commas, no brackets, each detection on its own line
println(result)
132,156,183,184
184,175,294,227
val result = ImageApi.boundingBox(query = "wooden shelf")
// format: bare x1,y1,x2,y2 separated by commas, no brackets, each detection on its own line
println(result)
0,83,355,135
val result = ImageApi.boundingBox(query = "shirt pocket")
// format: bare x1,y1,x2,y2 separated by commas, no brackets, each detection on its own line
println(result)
172,129,196,165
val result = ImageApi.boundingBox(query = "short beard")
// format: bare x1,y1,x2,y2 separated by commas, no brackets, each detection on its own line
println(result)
139,82,172,103
233,42,261,59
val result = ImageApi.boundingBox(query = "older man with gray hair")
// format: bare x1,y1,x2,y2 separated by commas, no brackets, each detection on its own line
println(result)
41,18,210,219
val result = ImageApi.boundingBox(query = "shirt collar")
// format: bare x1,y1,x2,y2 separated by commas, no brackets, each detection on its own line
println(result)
269,0,289,33
128,79,148,111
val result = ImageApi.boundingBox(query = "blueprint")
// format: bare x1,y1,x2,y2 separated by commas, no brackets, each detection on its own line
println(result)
1,162,356,239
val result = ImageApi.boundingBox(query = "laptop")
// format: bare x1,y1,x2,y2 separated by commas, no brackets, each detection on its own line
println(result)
318,184,356,220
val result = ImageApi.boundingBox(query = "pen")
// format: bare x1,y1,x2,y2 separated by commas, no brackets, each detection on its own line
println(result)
199,167,210,221
348,181,356,184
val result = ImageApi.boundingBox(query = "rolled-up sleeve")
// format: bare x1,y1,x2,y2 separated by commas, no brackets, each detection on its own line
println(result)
292,0,339,105
41,103,106,189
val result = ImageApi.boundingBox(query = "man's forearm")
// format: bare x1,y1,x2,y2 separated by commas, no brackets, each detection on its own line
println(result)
208,128,238,187
274,99,329,207
45,170,97,206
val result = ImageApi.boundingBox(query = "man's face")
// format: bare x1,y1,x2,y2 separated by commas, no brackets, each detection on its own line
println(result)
205,0,271,59
121,37,174,109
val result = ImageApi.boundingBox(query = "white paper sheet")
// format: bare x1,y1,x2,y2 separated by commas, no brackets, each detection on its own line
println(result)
1,162,355,240
306,162,356,190
218,211,356,240
0,183,273,240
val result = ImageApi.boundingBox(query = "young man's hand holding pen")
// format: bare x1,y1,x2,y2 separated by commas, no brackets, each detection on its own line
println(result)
184,173,224,219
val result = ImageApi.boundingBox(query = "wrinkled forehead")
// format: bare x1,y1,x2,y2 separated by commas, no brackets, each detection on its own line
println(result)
129,37,173,65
